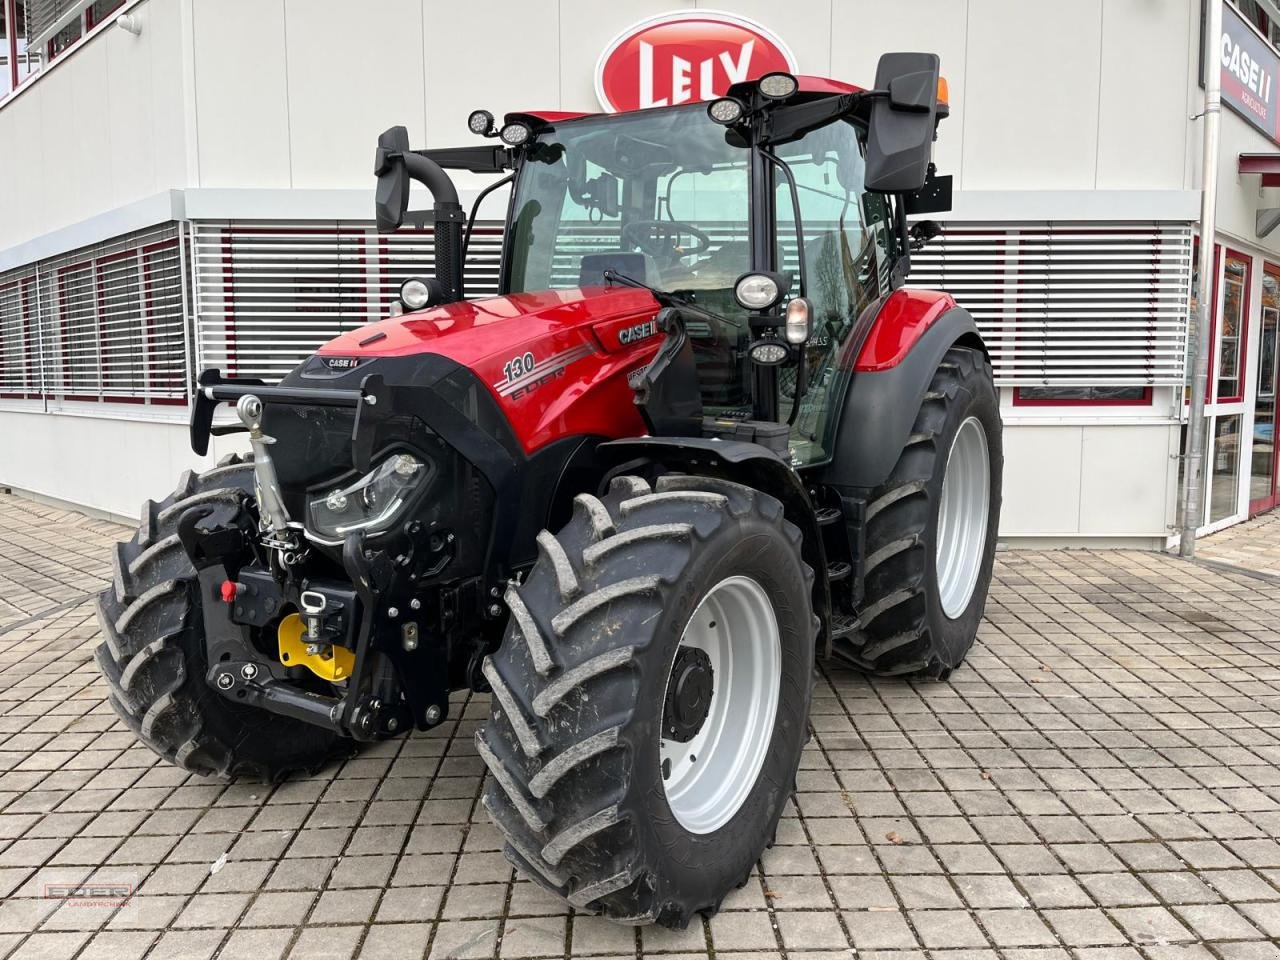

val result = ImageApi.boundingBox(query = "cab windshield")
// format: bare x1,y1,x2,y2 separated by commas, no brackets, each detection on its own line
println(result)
505,104,750,306
503,100,891,461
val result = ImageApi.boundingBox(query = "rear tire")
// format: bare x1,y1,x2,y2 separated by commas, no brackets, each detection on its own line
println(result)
837,345,1002,678
94,455,357,781
478,474,816,926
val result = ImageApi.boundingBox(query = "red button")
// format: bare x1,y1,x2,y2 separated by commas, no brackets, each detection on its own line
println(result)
219,581,241,604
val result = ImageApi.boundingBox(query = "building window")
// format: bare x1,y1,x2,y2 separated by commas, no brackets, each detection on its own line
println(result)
0,273,40,399
1013,386,1154,406
1232,1,1280,49
1216,250,1250,403
85,1,125,29
0,224,189,407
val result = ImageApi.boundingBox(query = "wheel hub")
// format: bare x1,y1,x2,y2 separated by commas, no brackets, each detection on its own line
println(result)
663,647,714,742
660,575,781,835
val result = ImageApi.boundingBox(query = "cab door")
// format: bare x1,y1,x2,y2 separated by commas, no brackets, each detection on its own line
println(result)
772,119,893,465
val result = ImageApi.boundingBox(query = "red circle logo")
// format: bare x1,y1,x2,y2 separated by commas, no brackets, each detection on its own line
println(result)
596,11,798,113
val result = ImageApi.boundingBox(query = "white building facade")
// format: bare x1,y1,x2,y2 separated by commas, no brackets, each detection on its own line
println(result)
0,0,1277,546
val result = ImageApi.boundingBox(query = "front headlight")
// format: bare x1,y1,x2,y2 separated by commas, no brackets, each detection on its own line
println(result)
307,453,432,541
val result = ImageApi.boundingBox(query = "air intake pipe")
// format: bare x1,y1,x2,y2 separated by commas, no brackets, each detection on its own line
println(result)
374,126,465,303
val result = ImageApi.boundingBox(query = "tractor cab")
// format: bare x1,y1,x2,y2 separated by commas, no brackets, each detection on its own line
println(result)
378,59,952,467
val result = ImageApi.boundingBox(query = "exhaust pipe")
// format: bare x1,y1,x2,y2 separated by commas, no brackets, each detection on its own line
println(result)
374,126,465,303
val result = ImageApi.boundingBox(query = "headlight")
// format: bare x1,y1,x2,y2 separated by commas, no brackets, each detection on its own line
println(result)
734,271,788,311
307,453,433,541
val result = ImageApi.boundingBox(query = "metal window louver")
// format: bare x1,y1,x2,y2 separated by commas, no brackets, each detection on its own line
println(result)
0,223,189,404
21,0,92,51
0,266,41,399
191,221,503,383
910,222,1194,386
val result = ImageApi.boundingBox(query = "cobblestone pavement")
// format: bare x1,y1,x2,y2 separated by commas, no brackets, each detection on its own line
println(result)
1198,510,1280,579
0,492,1279,960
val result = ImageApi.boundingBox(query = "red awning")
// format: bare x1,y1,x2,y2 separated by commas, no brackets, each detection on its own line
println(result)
1239,153,1280,187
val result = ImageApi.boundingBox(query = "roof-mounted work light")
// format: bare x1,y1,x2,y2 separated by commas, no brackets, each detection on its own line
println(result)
467,109,496,137
707,96,747,125
757,72,798,100
500,121,533,146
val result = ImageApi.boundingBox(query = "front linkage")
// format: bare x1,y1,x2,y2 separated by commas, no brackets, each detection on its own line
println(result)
182,369,511,742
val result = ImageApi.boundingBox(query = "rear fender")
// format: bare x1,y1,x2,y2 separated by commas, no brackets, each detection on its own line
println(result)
824,305,986,491
599,436,831,639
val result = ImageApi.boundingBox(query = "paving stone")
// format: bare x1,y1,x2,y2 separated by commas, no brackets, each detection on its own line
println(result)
842,910,919,949
774,909,847,949
975,909,1058,947
358,922,433,960
708,910,776,951
1041,908,1128,947
499,915,567,958
288,924,363,960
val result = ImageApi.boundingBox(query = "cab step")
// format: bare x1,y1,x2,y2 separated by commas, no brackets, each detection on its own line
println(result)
826,561,852,582
815,506,843,526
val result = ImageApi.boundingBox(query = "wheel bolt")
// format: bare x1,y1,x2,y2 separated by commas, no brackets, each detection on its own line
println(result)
241,664,258,680
216,674,233,690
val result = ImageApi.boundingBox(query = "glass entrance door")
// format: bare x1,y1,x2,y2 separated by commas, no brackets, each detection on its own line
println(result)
1251,265,1280,515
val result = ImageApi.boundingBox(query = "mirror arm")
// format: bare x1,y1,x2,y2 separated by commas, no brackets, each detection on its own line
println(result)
463,174,514,259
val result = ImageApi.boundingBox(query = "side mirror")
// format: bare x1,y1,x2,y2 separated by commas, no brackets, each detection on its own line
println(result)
374,126,412,233
864,52,940,194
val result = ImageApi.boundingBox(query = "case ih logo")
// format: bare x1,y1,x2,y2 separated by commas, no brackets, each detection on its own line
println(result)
595,10,797,113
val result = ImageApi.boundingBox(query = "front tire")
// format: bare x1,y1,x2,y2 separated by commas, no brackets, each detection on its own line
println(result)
838,345,1002,678
478,474,816,926
94,456,357,781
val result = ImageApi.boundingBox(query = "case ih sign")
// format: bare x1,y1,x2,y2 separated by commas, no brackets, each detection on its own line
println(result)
595,10,797,113
1218,1,1280,143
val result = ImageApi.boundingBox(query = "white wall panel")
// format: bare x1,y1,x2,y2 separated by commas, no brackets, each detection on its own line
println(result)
0,0,187,252
38,41,115,238
106,24,159,206
962,0,1103,190
999,425,1084,536
557,0,694,113
707,0,830,79
191,0,292,187
1096,0,1191,190
284,0,427,187
1077,424,1177,536
149,0,195,189
0,411,221,521
0,93,45,250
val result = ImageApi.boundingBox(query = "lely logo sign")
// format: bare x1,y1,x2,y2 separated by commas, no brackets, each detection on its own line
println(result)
595,10,797,113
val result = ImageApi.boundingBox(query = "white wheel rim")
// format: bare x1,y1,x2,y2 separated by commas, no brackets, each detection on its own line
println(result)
661,575,780,835
936,416,991,619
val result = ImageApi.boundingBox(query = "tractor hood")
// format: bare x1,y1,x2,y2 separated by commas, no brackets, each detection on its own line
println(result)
316,287,660,368
309,286,667,455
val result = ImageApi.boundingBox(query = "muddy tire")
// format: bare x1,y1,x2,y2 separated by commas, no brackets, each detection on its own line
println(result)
837,345,1002,678
478,474,816,926
94,455,357,781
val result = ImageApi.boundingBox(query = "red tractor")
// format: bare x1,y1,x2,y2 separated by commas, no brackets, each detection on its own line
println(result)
96,55,1000,926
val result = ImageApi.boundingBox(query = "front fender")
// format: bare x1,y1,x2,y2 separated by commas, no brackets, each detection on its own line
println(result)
823,304,986,491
